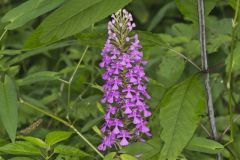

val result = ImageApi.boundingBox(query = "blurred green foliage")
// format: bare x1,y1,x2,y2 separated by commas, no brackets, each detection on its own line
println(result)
0,0,240,160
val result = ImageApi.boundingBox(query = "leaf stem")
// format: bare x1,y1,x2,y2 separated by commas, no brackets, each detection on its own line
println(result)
226,0,240,146
197,0,221,159
19,98,104,159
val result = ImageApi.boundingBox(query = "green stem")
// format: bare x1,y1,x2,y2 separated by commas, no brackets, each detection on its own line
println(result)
226,0,240,145
19,98,104,159
66,46,89,120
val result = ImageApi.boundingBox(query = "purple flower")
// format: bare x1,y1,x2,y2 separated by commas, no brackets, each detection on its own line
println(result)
98,9,151,151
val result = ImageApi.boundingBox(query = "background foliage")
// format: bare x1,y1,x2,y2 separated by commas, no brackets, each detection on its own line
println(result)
0,0,240,160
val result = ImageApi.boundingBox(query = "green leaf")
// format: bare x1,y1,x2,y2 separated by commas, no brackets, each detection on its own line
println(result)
8,158,32,160
186,137,224,154
81,117,103,133
0,50,21,55
70,95,101,120
76,28,107,48
1,0,65,30
159,76,206,160
92,125,102,136
24,0,132,49
121,138,162,160
104,152,116,160
97,102,105,114
136,30,189,49
226,42,240,74
0,75,18,142
120,154,138,160
54,145,90,157
171,23,197,39
0,141,41,155
175,0,218,23
130,0,149,24
157,47,185,87
16,71,61,86
207,34,231,53
147,2,175,31
19,136,47,148
45,131,73,146
7,40,77,66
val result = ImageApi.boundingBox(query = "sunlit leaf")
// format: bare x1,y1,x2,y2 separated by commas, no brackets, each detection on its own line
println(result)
104,152,116,160
45,131,73,146
0,141,41,155
18,136,47,148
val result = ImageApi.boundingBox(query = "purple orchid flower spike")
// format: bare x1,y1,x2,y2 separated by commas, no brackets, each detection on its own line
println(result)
98,9,151,151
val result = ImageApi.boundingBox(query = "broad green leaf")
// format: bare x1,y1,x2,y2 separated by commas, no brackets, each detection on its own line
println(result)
120,154,138,160
159,76,206,160
16,71,61,86
157,47,185,87
1,0,65,30
45,131,73,146
175,0,218,23
104,152,116,160
24,0,132,49
186,137,224,154
0,141,41,155
19,136,47,148
0,75,18,142
54,145,89,157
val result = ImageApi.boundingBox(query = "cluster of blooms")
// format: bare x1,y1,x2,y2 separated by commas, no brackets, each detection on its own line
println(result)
98,9,151,151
